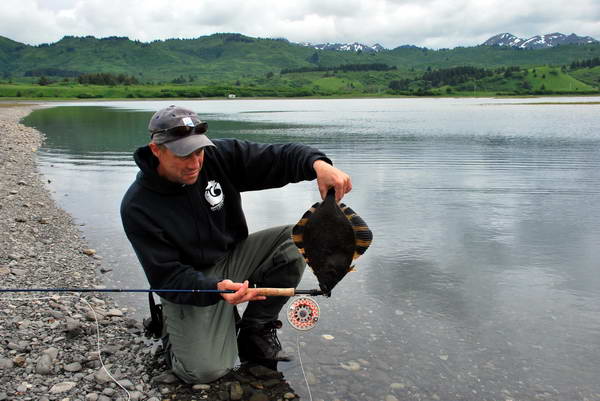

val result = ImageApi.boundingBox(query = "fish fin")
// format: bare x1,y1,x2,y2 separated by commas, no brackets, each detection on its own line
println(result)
339,205,373,256
292,203,320,250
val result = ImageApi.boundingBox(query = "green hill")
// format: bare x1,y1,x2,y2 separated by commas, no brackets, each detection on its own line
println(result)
2,33,600,84
1,33,600,98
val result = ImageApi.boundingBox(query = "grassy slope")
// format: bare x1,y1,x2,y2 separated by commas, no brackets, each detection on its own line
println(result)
2,66,595,100
3,33,600,83
570,66,600,87
1,33,600,98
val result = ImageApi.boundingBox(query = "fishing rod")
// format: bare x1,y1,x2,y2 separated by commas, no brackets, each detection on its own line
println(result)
0,287,324,296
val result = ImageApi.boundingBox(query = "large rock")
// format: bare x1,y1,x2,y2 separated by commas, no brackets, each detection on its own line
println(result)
0,358,14,369
94,367,115,384
36,353,54,375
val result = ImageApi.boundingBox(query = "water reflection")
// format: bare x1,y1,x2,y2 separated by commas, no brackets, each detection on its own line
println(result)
23,98,600,401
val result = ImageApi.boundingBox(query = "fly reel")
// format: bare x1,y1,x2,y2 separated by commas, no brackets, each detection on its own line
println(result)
287,296,320,330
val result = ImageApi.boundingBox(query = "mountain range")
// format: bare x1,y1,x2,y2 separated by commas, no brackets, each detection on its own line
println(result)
301,33,598,53
482,32,598,49
301,42,385,53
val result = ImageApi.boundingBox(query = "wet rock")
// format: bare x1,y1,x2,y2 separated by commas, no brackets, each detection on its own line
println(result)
340,361,361,371
152,372,179,384
230,381,243,400
249,392,269,401
248,365,283,379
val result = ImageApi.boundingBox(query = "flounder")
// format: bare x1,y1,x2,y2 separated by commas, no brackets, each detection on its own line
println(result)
292,188,373,296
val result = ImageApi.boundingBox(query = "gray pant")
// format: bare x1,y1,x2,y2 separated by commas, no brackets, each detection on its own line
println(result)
160,225,305,383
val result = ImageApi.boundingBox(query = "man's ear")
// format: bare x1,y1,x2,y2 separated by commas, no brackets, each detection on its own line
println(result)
148,142,161,158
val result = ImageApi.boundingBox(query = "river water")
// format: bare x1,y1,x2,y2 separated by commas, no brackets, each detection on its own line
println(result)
23,98,600,400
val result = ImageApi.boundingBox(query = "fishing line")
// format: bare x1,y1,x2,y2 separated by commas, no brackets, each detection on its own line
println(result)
287,296,320,401
296,333,313,401
0,295,131,401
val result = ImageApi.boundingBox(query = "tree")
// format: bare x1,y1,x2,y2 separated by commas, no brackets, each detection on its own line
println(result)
37,76,50,86
388,79,410,91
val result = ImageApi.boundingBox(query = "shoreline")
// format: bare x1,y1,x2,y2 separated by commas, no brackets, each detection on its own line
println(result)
2,92,600,104
0,103,161,400
0,104,300,401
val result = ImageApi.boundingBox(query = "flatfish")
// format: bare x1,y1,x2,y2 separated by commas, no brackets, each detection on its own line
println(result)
292,188,373,296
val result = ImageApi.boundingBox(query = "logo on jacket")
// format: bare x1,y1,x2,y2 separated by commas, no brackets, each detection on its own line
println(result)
205,180,224,211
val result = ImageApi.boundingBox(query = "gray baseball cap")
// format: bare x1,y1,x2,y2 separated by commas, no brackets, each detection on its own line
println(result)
148,105,215,156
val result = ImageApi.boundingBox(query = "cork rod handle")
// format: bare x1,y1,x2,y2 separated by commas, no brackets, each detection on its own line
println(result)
253,287,296,297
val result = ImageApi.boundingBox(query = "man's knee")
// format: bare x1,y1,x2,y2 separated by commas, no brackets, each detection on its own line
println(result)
275,238,306,287
170,354,230,384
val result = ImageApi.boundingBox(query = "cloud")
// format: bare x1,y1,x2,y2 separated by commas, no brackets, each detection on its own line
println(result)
0,0,599,48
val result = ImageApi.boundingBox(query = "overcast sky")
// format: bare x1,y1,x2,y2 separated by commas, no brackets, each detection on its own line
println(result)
1,0,600,49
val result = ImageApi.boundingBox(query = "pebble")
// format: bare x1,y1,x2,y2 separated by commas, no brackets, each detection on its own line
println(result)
64,362,83,372
36,353,54,375
249,392,269,401
230,381,243,400
0,358,14,369
50,382,77,394
43,347,59,360
94,367,114,384
153,372,179,384
340,361,361,371
192,384,211,391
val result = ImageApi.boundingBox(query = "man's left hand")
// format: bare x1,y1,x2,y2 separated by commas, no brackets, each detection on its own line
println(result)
217,279,267,305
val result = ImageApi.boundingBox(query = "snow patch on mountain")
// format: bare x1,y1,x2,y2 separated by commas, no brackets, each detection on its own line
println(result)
483,32,598,49
300,42,385,53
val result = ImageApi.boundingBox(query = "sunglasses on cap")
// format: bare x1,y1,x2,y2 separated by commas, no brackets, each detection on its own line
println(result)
151,122,208,144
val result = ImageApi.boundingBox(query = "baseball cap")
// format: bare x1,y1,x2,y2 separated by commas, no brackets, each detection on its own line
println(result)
148,105,215,156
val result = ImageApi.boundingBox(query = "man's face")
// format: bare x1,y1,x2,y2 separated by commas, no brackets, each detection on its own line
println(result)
149,143,205,185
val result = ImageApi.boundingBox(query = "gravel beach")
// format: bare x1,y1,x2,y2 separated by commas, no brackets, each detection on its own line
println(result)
0,103,299,401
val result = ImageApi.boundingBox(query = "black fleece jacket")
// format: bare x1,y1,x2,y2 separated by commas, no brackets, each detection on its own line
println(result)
120,139,330,306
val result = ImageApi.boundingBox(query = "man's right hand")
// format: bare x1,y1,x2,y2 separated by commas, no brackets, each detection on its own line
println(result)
217,279,267,305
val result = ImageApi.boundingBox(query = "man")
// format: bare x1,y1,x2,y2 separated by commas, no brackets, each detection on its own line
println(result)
121,105,351,383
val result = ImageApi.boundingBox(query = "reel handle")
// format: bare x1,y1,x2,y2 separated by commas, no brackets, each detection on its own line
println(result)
253,287,296,297
252,288,324,297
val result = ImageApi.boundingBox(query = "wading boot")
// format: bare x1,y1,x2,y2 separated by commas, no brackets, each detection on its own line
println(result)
237,320,291,368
